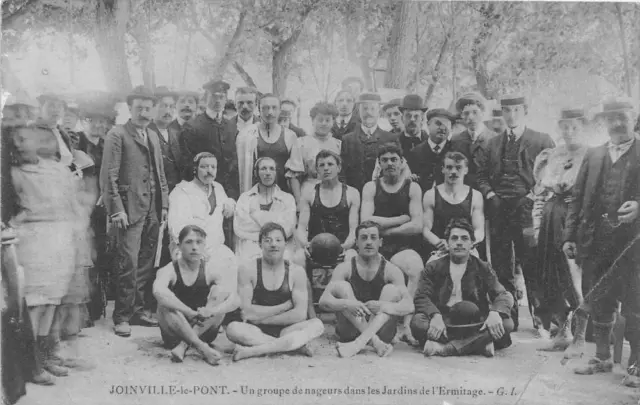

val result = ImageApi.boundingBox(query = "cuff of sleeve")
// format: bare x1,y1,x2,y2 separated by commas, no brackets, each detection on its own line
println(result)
486,191,496,200
110,212,124,218
489,306,510,318
426,309,441,319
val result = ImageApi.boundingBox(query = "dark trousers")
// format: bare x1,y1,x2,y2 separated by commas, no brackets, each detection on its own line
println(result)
581,227,640,354
410,313,514,354
489,196,536,329
113,198,160,324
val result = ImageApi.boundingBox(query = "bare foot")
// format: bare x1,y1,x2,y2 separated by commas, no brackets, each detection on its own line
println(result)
60,358,96,371
170,342,188,363
398,329,418,347
201,346,222,366
297,344,313,357
232,345,248,362
336,342,361,358
374,342,393,358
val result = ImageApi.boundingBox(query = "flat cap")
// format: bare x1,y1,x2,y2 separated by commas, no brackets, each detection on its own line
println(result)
126,85,156,104
154,86,178,99
426,108,457,122
356,92,382,104
455,92,487,113
500,94,527,107
203,80,230,94
383,98,403,111
594,97,635,119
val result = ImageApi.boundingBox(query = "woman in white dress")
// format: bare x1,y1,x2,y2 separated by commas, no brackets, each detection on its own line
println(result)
168,152,236,265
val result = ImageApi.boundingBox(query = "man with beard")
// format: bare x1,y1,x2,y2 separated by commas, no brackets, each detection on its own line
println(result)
181,81,237,201
150,86,183,192
383,98,404,135
476,94,554,332
332,90,359,141
361,143,424,345
170,90,199,131
226,222,324,361
340,93,399,192
422,152,485,260
397,95,428,157
280,99,306,138
562,98,640,387
236,93,300,194
234,157,297,260
101,86,169,337
407,108,457,193
451,92,497,190
319,221,414,358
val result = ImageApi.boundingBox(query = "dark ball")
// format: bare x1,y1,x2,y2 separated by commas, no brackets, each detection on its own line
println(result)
309,233,342,266
448,301,483,326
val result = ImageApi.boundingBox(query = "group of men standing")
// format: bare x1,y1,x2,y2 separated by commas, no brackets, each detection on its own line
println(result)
14,74,639,389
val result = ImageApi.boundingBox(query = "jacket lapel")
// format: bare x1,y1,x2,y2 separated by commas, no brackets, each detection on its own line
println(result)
494,132,507,174
126,121,149,150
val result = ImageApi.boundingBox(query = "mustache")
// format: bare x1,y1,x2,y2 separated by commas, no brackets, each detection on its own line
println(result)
611,125,627,132
180,107,193,112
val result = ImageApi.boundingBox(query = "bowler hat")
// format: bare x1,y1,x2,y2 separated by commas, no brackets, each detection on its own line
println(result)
444,301,486,329
176,90,200,99
356,92,382,104
558,108,586,121
37,92,67,108
426,108,456,122
383,98,402,111
154,86,178,100
82,102,117,120
500,94,527,107
455,92,487,114
594,98,635,119
203,80,230,94
398,94,428,112
126,86,156,105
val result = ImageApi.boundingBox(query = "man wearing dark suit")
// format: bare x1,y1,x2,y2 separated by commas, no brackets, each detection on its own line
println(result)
407,108,456,193
221,87,260,200
180,80,234,194
562,99,640,386
101,86,169,337
280,98,306,138
149,86,183,192
383,98,404,135
411,218,514,357
451,92,497,190
476,94,555,332
170,90,199,132
397,95,428,157
340,92,399,192
332,90,360,141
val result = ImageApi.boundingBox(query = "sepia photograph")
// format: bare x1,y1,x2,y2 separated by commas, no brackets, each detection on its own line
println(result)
1,0,640,404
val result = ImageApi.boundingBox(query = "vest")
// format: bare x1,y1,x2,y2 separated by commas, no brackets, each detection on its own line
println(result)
598,151,631,218
496,135,527,199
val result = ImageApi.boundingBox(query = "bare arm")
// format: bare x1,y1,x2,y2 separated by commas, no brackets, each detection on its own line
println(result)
238,261,292,323
260,265,308,325
318,262,354,312
295,187,313,247
360,181,410,229
204,255,240,314
342,187,360,250
470,190,485,244
380,264,415,316
421,189,442,246
153,264,197,317
290,176,302,210
384,182,424,236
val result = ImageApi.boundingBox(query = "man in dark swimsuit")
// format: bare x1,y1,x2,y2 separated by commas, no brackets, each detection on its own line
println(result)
226,222,324,361
319,221,414,358
153,225,240,365
423,152,485,262
296,150,360,265
361,143,423,345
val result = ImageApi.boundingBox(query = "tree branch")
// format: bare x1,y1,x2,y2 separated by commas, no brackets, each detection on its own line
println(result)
2,0,41,29
232,61,258,88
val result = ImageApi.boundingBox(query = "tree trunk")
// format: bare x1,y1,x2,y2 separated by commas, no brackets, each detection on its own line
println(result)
424,34,450,104
384,1,415,89
211,9,248,80
233,61,258,89
615,3,632,96
272,43,288,97
95,0,133,94
182,30,193,87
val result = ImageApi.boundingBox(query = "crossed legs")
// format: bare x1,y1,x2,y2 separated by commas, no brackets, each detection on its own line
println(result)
333,282,401,358
390,249,422,345
226,318,324,361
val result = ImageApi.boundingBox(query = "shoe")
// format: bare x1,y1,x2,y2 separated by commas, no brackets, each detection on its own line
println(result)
482,342,495,358
31,371,55,386
43,362,69,377
114,322,131,337
534,327,552,340
574,357,613,375
624,363,639,388
130,313,158,327
422,341,456,357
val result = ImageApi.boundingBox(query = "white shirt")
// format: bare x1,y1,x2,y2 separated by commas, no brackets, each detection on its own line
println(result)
507,125,526,141
469,123,486,143
338,114,352,128
447,261,467,307
237,115,254,133
608,138,635,164
361,124,378,137
206,108,223,122
157,127,169,142
136,127,148,144
428,139,446,154
177,117,187,127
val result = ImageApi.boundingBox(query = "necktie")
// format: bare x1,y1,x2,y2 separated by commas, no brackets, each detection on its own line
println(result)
508,129,516,143
340,120,346,129
434,145,440,154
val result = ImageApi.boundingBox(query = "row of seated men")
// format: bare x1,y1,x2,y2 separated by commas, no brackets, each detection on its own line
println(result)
156,216,511,364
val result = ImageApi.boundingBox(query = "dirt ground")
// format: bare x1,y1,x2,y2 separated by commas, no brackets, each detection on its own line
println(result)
18,303,640,405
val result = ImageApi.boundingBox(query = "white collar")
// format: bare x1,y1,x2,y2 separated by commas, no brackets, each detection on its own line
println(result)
340,114,352,124
177,117,186,127
361,124,377,135
469,123,486,140
507,125,526,140
206,108,222,121
246,184,284,200
238,114,253,125
403,130,422,139
428,138,446,152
